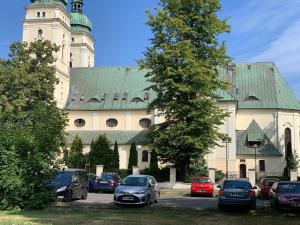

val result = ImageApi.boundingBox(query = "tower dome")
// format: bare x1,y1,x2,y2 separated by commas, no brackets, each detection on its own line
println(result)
30,0,67,9
70,0,92,33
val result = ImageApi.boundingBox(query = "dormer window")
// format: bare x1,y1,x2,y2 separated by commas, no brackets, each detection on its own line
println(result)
114,93,119,100
248,141,262,148
79,95,85,101
245,96,259,101
131,97,144,103
88,98,100,103
122,93,128,100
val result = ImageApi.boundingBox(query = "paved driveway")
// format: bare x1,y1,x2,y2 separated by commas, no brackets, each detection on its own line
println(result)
61,193,269,210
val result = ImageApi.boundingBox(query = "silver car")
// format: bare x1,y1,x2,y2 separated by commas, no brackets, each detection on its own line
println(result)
114,175,160,205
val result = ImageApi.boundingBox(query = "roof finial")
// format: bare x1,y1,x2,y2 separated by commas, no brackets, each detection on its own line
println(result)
71,0,84,14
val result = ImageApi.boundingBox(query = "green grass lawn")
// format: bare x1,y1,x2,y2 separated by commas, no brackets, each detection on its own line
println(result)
0,207,300,225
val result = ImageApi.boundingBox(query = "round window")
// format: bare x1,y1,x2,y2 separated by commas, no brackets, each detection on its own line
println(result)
74,118,85,128
106,118,118,128
139,118,151,128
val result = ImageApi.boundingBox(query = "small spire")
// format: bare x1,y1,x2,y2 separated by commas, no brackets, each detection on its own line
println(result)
71,0,84,14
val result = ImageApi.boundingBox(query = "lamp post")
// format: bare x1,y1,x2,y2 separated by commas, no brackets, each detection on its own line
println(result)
222,136,232,179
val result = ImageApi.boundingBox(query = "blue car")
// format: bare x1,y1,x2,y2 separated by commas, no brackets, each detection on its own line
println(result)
218,179,257,210
93,173,121,193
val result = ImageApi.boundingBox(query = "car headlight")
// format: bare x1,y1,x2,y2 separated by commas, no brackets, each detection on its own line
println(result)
56,186,67,193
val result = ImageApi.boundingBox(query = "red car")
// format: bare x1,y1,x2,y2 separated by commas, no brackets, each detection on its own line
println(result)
190,176,214,197
260,177,279,199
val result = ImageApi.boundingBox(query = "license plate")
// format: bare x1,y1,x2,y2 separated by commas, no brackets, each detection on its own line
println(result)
291,203,300,207
123,196,134,201
198,190,205,193
100,181,108,184
230,193,242,197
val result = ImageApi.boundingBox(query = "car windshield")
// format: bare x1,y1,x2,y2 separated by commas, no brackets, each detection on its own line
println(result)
121,177,147,186
264,179,278,186
100,174,115,180
193,178,210,183
278,183,300,194
52,171,72,186
223,181,251,189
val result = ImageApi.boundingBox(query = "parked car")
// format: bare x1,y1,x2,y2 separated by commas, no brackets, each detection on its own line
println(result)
269,181,300,209
259,177,280,199
93,173,121,193
114,175,160,206
87,173,97,192
218,179,256,210
51,169,88,202
190,176,214,197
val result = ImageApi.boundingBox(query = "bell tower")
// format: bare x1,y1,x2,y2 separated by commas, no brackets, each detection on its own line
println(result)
23,0,71,108
70,0,95,68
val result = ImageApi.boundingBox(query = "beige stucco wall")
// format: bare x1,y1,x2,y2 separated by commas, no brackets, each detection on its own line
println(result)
23,5,71,108
207,101,237,173
81,144,150,170
71,32,95,68
66,110,153,131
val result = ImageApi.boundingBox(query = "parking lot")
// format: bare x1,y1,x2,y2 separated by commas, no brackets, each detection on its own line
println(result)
61,192,270,210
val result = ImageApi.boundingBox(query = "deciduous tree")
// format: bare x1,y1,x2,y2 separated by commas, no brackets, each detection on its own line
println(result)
140,0,230,179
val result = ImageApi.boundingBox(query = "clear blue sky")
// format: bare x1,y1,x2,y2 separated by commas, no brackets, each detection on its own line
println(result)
1,0,300,98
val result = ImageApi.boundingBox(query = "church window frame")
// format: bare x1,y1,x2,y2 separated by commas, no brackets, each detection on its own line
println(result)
139,118,151,129
37,12,40,17
42,12,46,17
142,150,149,162
106,118,118,128
74,118,86,128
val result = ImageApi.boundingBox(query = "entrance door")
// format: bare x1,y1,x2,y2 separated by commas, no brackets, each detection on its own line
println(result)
240,164,246,178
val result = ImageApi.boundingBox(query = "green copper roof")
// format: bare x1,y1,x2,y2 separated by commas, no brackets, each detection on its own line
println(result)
236,120,282,156
70,12,92,32
66,130,147,145
66,67,154,111
30,0,67,8
218,62,300,110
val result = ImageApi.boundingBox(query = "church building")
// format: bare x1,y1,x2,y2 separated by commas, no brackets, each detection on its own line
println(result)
22,0,300,179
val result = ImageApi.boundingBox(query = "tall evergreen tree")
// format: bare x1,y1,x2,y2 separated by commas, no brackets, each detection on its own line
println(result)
68,135,85,168
140,0,230,178
150,149,159,171
128,142,138,169
88,135,112,172
0,40,67,209
111,141,120,170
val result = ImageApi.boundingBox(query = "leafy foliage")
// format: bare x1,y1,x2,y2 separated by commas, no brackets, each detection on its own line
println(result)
150,149,159,171
139,0,230,179
68,135,85,169
284,143,299,177
128,142,138,169
88,135,117,172
111,141,120,170
0,40,67,209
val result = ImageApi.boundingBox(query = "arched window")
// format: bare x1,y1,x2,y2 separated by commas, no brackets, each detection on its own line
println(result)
38,29,43,39
74,119,85,128
106,118,118,128
142,150,149,162
285,128,292,158
139,118,151,128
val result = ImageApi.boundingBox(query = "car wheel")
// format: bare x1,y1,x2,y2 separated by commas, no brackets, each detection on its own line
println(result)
251,202,256,210
64,190,72,202
81,188,88,200
218,203,223,210
145,195,151,207
154,193,160,203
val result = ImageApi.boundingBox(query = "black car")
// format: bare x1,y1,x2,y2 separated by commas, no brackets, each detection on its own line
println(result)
52,169,88,201
93,172,121,192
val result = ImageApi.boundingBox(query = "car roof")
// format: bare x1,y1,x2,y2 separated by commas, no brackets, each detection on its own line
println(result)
192,176,209,178
126,175,150,178
58,168,86,172
278,181,300,184
224,178,250,182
